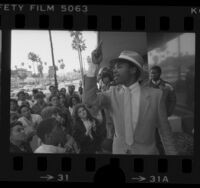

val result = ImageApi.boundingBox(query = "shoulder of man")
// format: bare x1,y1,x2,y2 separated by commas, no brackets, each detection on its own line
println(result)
141,84,163,97
161,80,175,91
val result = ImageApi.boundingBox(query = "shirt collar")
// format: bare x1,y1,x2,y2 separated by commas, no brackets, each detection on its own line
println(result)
152,79,161,85
128,81,140,91
120,82,140,93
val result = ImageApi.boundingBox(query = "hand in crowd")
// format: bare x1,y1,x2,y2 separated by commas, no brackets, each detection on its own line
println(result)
24,126,35,137
85,126,93,140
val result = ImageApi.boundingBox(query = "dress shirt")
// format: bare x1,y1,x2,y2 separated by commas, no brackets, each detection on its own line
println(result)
34,144,66,153
122,82,141,146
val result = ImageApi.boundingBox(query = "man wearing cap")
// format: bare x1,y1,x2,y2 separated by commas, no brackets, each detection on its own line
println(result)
83,43,177,155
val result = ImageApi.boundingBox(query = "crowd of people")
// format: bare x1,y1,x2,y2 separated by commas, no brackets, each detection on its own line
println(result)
10,43,193,155
10,83,110,154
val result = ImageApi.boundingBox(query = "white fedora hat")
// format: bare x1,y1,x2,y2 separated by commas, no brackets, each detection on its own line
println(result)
110,51,145,75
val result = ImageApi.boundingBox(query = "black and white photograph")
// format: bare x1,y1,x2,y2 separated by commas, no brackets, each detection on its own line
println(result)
9,31,194,155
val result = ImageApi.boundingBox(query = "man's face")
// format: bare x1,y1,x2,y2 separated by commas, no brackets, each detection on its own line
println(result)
68,86,74,94
72,97,78,106
51,96,59,106
150,69,161,81
19,93,26,101
50,87,56,94
10,125,27,143
37,97,44,103
21,106,31,118
113,62,134,85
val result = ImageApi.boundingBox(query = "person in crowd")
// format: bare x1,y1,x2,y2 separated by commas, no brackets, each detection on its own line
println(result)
69,95,81,115
59,93,73,133
18,105,42,151
49,95,60,107
32,89,39,104
66,85,80,105
59,92,70,108
144,66,177,155
10,99,19,114
49,94,72,131
41,106,64,124
10,112,20,124
73,104,103,154
60,88,67,96
68,85,76,96
99,68,113,92
40,106,79,153
32,92,47,115
78,80,83,99
46,85,58,103
34,118,68,153
25,92,32,101
83,42,177,155
146,65,176,117
10,121,32,153
17,91,33,108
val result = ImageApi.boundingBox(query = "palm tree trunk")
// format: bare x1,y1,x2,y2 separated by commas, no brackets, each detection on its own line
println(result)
77,46,84,89
49,30,58,90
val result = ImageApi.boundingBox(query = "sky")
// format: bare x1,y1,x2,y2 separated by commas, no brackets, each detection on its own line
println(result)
11,30,98,76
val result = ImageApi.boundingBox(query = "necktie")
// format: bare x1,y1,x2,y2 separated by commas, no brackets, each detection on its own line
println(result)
123,87,134,146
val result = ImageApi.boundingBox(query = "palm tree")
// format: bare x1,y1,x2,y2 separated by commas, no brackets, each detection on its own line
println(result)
70,31,87,88
28,52,39,74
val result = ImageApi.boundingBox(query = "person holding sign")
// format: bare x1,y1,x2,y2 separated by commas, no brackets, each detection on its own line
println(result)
83,41,177,155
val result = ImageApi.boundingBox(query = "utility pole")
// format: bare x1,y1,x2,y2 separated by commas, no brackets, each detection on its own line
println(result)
49,30,58,90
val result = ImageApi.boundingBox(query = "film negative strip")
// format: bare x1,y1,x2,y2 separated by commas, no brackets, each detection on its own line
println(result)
0,1,200,184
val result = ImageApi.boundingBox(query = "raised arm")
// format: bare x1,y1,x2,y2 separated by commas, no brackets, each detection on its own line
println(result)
83,41,111,110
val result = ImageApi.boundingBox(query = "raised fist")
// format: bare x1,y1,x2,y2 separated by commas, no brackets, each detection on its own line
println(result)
91,41,103,65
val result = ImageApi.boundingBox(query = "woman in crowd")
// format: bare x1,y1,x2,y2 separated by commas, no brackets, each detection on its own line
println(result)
17,105,42,151
69,95,81,116
40,106,79,153
73,104,103,154
10,121,32,153
49,94,72,133
10,99,19,114
17,91,33,108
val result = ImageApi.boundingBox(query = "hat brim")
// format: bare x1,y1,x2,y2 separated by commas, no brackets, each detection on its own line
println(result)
110,57,144,75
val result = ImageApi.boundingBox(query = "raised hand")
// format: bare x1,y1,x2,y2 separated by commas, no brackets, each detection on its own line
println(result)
91,41,103,65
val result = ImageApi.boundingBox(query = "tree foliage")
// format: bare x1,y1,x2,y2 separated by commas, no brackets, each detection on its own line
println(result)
70,31,87,52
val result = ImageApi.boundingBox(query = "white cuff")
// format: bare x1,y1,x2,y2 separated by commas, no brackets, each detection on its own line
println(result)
86,64,99,77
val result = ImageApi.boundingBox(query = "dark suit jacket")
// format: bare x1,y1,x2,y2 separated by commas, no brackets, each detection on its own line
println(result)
73,119,102,153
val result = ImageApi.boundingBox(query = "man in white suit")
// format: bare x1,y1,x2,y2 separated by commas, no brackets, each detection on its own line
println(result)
83,43,177,155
